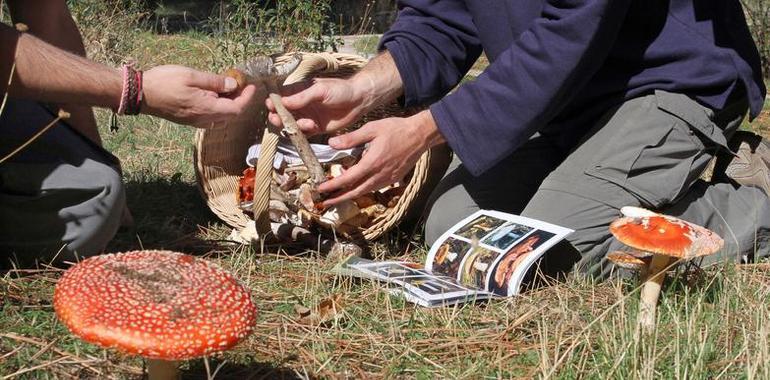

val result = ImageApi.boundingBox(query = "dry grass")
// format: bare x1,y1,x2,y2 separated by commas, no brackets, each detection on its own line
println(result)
5,247,770,378
3,4,770,379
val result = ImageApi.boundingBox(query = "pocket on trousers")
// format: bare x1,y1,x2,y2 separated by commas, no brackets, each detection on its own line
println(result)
584,91,724,208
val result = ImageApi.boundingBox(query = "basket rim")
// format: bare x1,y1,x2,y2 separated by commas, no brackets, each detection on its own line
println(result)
193,51,450,241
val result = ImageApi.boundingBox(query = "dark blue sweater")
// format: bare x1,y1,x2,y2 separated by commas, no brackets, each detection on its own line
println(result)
380,0,766,176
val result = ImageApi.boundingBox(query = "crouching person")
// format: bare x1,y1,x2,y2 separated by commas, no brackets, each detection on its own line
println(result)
0,2,255,266
267,0,770,278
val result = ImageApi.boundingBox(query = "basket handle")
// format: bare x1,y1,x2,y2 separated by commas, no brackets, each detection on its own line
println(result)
251,53,343,236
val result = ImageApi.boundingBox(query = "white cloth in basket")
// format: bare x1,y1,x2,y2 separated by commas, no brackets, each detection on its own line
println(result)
246,139,364,168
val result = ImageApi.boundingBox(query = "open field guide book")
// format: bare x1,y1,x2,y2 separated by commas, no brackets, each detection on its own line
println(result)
333,210,573,307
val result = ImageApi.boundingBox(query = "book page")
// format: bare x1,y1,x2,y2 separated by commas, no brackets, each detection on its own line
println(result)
425,210,572,296
349,261,496,307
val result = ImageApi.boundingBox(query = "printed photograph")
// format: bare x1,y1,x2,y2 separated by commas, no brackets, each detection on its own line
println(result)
431,237,473,279
398,275,469,296
481,222,534,251
488,230,556,295
370,263,427,279
454,215,508,241
458,246,500,288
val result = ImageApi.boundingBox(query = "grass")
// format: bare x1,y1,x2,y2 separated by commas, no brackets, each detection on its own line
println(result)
351,34,381,56
4,11,770,380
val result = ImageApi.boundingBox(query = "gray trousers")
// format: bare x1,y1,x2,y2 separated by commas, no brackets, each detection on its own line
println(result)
425,91,770,278
0,99,124,266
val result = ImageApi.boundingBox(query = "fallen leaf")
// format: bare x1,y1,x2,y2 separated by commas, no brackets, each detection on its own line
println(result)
297,294,345,325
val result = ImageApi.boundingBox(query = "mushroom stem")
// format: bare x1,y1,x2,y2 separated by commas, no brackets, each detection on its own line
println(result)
268,93,326,186
147,359,178,380
638,254,673,331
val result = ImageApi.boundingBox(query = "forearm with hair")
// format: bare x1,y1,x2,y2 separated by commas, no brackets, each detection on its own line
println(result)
3,25,122,110
350,51,403,114
8,1,103,144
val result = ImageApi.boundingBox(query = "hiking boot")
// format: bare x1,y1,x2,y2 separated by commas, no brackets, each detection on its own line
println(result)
714,131,770,196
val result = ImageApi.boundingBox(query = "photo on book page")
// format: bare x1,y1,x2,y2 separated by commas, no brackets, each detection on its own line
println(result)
486,229,556,296
458,245,500,289
426,210,572,297
349,261,495,307
390,289,495,308
481,222,534,251
454,214,508,241
431,237,473,280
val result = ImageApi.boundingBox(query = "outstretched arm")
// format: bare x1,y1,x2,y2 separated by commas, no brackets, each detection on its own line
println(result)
7,0,102,144
1,24,122,109
0,24,255,127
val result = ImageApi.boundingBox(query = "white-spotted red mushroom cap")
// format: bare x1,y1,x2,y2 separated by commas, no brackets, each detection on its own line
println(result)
53,250,257,360
609,215,723,259
607,251,651,270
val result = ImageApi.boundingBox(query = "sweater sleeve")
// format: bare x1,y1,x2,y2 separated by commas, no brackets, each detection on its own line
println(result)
431,0,632,176
378,0,483,107
390,0,631,175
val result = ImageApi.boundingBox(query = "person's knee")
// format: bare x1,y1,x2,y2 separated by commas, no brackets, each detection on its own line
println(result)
523,187,628,277
63,161,125,259
424,186,479,246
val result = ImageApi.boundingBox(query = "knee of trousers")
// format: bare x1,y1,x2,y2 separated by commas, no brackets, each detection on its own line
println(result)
62,161,125,259
424,185,481,247
522,185,632,277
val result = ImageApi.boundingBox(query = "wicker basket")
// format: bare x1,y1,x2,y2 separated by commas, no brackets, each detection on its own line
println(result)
194,52,451,241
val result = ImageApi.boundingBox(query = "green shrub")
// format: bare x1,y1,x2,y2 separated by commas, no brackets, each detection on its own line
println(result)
66,0,341,70
210,0,341,70
743,0,770,79
66,0,151,65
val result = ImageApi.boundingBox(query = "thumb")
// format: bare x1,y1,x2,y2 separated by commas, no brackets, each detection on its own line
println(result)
188,70,239,93
329,123,377,149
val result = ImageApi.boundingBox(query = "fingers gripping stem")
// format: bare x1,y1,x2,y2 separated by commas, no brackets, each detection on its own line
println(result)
268,92,326,186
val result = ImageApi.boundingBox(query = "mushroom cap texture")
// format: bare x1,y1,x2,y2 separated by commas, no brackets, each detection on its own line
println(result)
54,250,257,360
620,206,658,218
609,215,723,258
606,251,650,270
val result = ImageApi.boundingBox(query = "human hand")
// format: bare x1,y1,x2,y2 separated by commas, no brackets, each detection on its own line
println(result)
318,110,445,206
142,65,257,127
265,76,373,135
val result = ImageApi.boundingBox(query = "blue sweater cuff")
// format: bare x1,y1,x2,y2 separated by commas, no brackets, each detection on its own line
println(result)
383,40,422,108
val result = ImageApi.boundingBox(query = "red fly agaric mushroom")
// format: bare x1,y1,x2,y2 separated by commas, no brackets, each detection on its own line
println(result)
54,250,257,379
609,212,723,330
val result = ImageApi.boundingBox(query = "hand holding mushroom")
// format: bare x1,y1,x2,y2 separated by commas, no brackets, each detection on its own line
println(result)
608,207,723,331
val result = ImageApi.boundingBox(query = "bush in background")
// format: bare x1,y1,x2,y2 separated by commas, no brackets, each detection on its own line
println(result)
744,0,770,80
65,0,340,70
211,0,341,69
66,1,150,65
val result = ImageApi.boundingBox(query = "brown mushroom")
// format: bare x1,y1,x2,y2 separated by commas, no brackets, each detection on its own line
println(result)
607,250,652,277
353,194,378,209
360,204,387,219
609,213,723,331
319,201,360,228
297,183,318,211
329,164,344,178
54,250,257,379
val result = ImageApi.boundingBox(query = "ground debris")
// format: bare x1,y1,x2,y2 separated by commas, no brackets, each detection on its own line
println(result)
295,294,345,326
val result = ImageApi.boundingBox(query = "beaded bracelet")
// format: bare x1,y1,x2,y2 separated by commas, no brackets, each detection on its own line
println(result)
116,63,143,116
